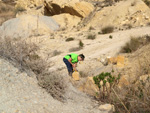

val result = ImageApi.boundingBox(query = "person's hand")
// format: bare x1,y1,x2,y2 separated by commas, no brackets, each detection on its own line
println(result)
72,63,76,68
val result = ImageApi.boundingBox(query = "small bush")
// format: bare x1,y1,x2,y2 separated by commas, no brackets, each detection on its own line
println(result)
120,35,150,53
52,50,62,56
15,6,26,13
109,35,113,39
79,40,84,48
65,37,74,42
69,47,82,52
143,0,150,7
87,34,96,40
38,73,67,102
89,26,95,31
101,26,114,34
98,32,101,35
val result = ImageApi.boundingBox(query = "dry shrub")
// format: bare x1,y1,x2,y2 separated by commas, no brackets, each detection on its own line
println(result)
52,50,62,56
38,72,67,102
101,26,114,34
143,0,150,7
65,37,74,42
69,47,82,52
0,37,66,101
87,34,96,40
121,35,150,53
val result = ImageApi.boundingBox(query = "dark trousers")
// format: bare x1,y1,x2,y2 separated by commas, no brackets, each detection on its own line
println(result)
63,58,73,73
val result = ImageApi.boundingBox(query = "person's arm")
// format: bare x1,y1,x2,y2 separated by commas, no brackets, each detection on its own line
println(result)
68,58,76,68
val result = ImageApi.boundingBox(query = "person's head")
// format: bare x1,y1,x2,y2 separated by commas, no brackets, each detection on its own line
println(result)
78,54,85,61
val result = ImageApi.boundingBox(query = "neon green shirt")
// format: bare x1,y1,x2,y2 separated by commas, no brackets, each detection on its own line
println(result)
64,53,78,63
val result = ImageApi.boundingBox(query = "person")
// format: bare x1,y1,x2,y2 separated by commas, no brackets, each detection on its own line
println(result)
63,53,85,76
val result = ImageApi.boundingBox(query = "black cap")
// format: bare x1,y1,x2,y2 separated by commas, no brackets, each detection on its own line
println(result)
79,54,85,60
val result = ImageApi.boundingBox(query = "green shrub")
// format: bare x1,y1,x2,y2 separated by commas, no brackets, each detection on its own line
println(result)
93,72,120,100
65,37,74,42
87,34,96,40
101,26,114,34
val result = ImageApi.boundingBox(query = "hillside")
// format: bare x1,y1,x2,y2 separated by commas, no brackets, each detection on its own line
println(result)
0,0,150,112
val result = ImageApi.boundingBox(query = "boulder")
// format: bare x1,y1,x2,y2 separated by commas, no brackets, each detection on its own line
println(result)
107,55,126,68
0,15,59,39
52,14,81,28
79,77,99,96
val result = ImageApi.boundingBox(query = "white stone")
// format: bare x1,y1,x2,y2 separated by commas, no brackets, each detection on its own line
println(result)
99,104,115,113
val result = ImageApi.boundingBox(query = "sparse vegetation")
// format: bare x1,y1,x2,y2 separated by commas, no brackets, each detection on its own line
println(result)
65,37,74,42
109,35,113,39
101,26,114,34
52,50,62,56
15,5,26,13
89,26,95,31
143,0,150,7
69,47,82,52
120,35,150,53
87,34,96,40
0,37,66,102
98,32,101,35
38,72,67,102
79,40,84,48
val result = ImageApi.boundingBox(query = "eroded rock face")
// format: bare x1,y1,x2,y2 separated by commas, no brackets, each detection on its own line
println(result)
0,15,59,39
44,1,94,18
88,0,150,29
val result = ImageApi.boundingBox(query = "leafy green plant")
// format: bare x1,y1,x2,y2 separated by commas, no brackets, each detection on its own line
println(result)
101,26,114,34
87,34,96,40
93,72,120,100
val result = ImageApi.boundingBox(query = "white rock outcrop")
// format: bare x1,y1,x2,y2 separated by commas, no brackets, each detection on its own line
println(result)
0,15,59,39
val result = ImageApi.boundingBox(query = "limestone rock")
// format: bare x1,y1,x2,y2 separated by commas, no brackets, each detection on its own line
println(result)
52,14,81,28
79,77,99,96
72,71,80,81
107,56,125,68
44,1,94,18
116,56,125,68
99,104,115,113
15,0,44,10
0,15,59,39
118,75,129,89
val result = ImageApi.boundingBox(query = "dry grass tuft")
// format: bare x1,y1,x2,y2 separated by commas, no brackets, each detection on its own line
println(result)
101,26,114,34
120,35,150,53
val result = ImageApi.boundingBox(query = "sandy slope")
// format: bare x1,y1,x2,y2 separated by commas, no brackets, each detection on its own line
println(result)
0,26,150,113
